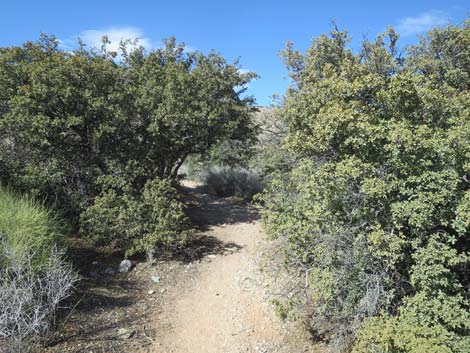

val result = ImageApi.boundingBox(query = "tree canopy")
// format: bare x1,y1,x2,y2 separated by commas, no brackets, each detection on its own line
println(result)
0,35,257,218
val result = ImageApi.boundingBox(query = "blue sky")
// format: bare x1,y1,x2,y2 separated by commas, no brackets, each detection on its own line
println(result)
1,1,468,106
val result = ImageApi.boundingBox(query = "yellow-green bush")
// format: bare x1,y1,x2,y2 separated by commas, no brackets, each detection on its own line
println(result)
353,235,470,353
0,185,65,268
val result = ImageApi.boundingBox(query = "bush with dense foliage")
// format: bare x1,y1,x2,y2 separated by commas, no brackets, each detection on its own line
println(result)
261,21,470,351
81,175,192,259
0,34,256,253
0,35,256,212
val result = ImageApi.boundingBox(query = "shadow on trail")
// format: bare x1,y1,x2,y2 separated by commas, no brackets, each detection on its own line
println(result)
169,182,260,263
180,183,260,230
174,235,243,263
49,256,150,351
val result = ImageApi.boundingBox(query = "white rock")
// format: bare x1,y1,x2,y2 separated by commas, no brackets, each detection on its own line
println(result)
116,327,135,339
119,259,132,273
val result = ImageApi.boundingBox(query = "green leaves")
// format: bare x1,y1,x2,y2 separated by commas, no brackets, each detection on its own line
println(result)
80,176,192,258
0,35,256,259
262,22,470,351
0,35,256,223
125,38,257,180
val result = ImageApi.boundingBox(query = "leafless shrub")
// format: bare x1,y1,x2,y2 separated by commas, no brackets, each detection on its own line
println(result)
0,240,79,353
203,165,264,199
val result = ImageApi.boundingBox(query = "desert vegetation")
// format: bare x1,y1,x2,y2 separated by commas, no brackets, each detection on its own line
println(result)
261,21,470,352
0,35,256,351
0,18,469,353
0,187,78,353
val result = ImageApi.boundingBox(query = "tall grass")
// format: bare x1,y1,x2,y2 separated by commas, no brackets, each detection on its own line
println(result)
0,187,77,352
0,185,66,268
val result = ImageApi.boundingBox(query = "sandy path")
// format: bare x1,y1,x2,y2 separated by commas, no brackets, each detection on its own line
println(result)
151,182,289,353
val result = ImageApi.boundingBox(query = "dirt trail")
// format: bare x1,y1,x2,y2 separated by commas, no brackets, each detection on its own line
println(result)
151,182,295,353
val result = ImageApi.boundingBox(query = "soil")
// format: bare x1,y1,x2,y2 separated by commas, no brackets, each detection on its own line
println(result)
42,239,191,353
42,181,316,353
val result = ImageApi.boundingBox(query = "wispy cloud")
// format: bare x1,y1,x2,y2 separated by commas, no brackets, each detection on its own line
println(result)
80,26,152,51
397,10,450,36
60,26,153,52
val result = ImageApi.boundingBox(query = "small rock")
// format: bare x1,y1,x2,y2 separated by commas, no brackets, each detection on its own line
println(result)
116,327,135,339
92,261,99,265
148,290,155,295
160,288,166,293
151,275,161,283
104,267,116,276
207,254,217,259
119,259,133,273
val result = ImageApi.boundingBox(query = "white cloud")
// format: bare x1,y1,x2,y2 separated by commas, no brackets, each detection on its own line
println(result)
60,26,153,53
235,68,257,91
79,26,152,51
397,10,450,36
61,28,201,57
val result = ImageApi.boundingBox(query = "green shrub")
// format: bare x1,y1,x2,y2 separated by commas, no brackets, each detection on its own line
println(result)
262,22,470,350
81,176,192,259
0,35,257,221
0,185,65,268
353,235,470,353
203,165,264,200
354,292,470,353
